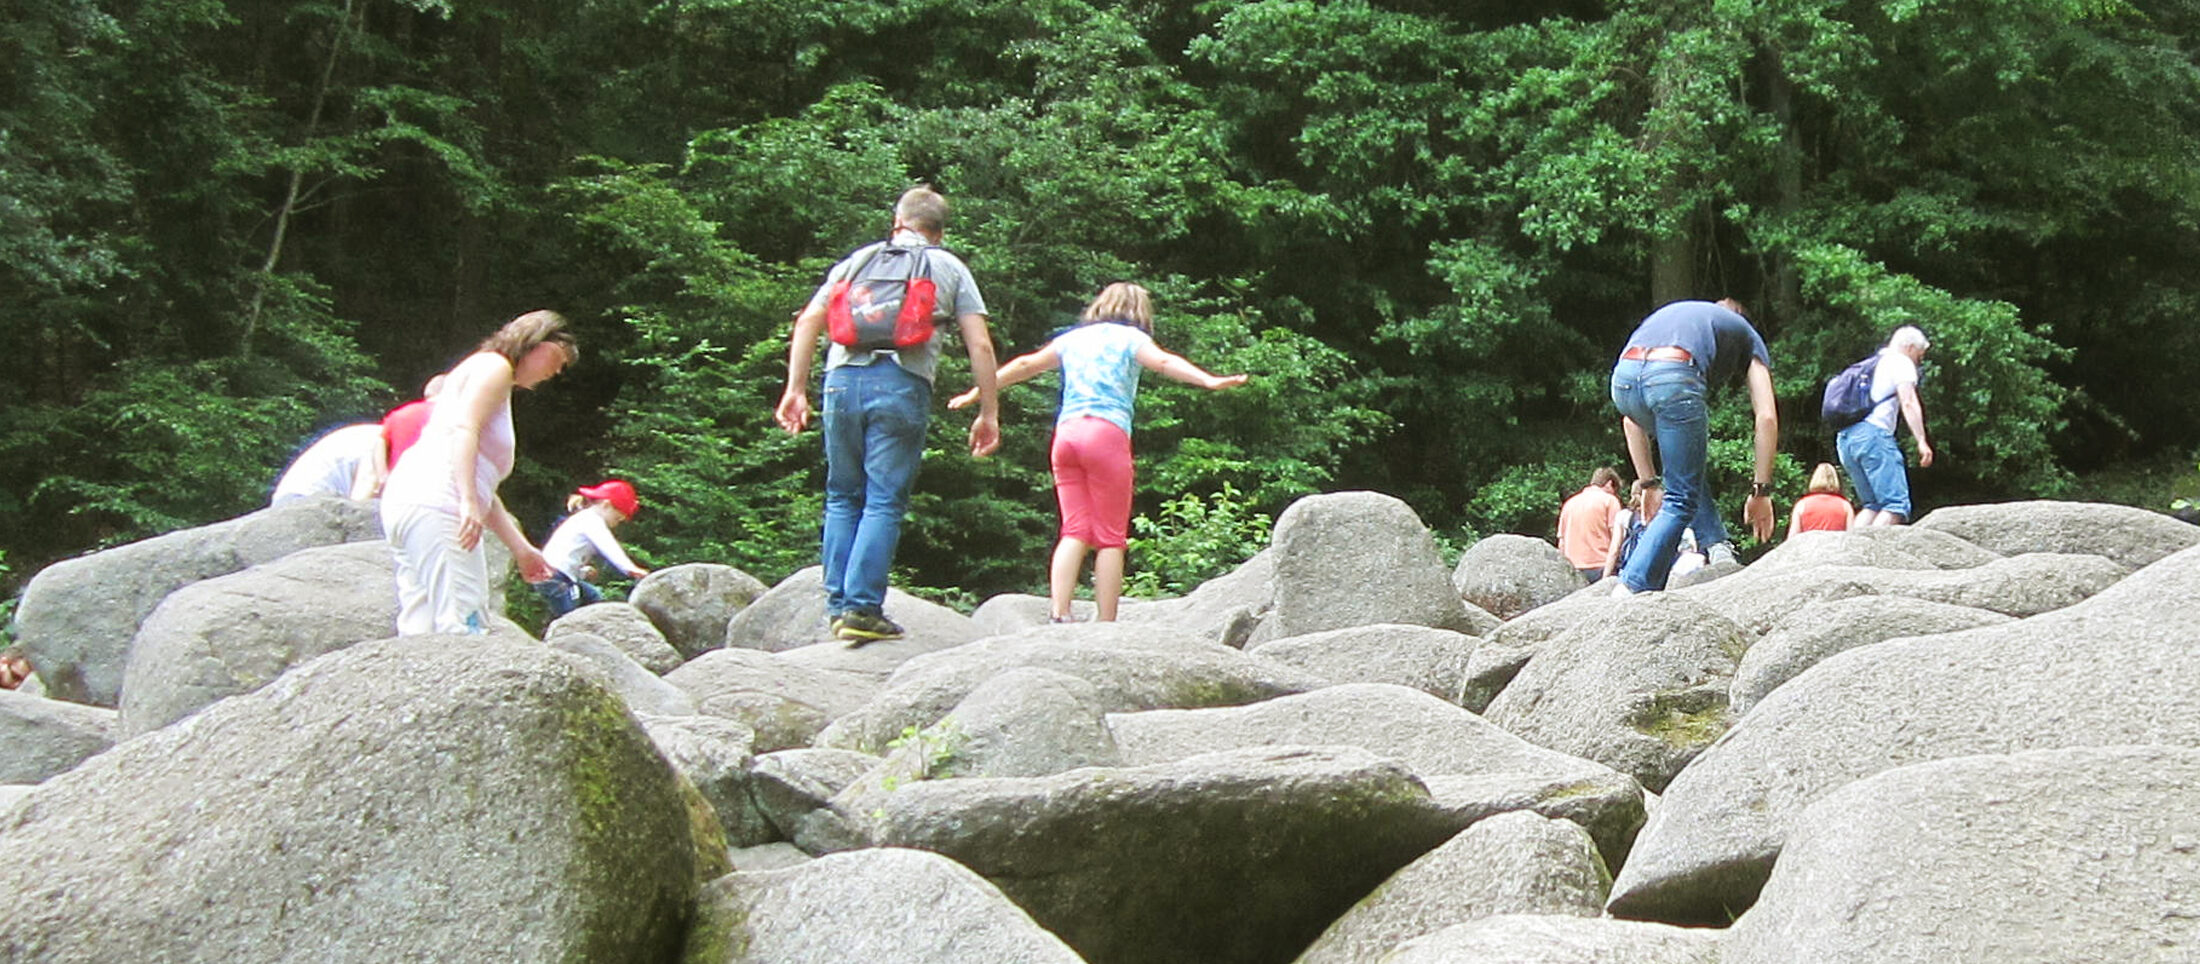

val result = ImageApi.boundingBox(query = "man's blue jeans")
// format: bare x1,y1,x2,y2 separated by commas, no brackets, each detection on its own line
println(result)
821,361,931,615
1837,422,1912,519
1610,359,1727,592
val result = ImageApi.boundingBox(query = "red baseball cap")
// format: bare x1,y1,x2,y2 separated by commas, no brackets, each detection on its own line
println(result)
577,480,639,518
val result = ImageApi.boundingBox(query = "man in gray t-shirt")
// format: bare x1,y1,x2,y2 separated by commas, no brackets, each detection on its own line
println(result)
774,187,1001,643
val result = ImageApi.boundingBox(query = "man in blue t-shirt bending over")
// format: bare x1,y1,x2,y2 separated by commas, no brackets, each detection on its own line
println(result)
1607,298,1780,595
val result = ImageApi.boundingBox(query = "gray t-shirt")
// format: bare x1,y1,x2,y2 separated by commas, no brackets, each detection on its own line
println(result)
807,230,987,385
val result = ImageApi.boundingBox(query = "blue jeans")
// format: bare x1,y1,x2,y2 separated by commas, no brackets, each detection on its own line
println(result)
532,573,603,619
1610,359,1728,592
1837,422,1912,519
821,361,931,615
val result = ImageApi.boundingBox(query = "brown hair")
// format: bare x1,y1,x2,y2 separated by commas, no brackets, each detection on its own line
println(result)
1808,462,1842,495
1630,478,1663,510
1080,282,1155,333
1589,466,1621,489
477,309,577,368
895,186,950,236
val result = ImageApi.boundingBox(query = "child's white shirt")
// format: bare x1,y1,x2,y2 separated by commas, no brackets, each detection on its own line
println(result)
542,510,642,581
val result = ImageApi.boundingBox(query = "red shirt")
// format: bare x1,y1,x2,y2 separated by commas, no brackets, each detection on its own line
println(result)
1792,492,1853,532
381,399,434,468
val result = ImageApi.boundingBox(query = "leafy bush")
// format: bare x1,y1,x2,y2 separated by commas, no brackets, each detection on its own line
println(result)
1125,483,1272,598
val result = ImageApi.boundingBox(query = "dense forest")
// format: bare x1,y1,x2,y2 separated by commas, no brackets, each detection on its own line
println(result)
7,0,2200,606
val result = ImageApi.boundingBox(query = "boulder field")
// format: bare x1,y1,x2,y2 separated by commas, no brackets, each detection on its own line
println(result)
4,494,2195,962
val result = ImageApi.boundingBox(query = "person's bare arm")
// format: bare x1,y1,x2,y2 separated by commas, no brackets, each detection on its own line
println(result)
1743,359,1780,541
959,313,1001,457
1897,382,1934,467
486,499,552,582
1133,342,1249,390
349,431,390,500
1622,417,1656,481
948,345,1061,409
775,304,827,434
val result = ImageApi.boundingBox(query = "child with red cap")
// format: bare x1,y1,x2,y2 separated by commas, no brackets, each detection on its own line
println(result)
533,479,651,619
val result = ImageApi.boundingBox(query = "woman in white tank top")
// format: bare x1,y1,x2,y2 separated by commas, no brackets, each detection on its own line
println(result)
379,310,576,636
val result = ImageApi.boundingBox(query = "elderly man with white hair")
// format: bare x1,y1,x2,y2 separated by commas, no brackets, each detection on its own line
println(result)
1836,325,1935,526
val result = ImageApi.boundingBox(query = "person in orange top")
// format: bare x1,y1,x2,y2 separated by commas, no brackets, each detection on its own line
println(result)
1557,467,1624,581
1788,462,1856,535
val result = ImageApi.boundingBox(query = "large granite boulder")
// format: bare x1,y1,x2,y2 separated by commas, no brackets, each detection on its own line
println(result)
723,566,981,665
856,746,1463,964
1381,914,1721,963
0,634,700,962
545,601,684,675
1450,534,1583,620
747,748,882,844
1292,811,1607,964
0,691,116,784
970,593,1104,636
1915,499,2200,568
1729,595,2014,715
685,848,1086,964
1745,526,2000,576
1118,548,1277,648
636,713,773,847
1105,684,1644,866
1674,550,2127,635
117,541,397,737
1725,745,2200,962
545,632,697,716
629,562,767,659
1481,593,1745,792
1607,542,2200,925
814,622,1322,754
1460,586,1625,711
921,666,1120,779
1247,623,1478,704
12,496,380,707
663,648,876,753
1265,492,1478,638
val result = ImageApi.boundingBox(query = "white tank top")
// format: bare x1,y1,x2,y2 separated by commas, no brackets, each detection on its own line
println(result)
381,357,516,511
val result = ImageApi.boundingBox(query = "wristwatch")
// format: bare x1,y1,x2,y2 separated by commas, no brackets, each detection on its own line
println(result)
1750,482,1772,498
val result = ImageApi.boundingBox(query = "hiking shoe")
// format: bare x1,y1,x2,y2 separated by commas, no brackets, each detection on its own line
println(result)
1609,581,1641,599
835,609,904,643
828,614,846,638
1705,542,1740,568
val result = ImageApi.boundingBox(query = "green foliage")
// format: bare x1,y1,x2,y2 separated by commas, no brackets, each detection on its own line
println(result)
879,718,967,790
1125,484,1272,598
7,0,2200,605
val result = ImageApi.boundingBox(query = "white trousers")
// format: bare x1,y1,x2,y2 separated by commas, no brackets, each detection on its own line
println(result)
380,499,490,636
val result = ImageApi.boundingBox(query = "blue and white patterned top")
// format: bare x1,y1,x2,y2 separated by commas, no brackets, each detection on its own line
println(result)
1050,321,1153,436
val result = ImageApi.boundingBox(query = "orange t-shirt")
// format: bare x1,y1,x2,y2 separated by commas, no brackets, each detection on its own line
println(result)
1792,492,1852,532
1557,485,1622,569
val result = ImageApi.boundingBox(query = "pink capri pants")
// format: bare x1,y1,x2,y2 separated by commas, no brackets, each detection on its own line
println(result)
1051,416,1135,549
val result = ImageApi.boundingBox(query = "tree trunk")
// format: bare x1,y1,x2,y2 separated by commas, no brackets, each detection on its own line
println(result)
241,0,358,356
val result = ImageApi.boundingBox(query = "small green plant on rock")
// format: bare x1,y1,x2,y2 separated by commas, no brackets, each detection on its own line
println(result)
879,718,967,791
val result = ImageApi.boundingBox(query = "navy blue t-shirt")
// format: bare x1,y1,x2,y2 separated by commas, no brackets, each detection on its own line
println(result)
1621,300,1771,391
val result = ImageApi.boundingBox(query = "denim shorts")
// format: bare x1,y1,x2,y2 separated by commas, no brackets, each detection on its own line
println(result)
1837,423,1911,518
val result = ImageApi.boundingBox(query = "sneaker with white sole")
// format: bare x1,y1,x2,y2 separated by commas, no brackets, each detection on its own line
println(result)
1705,542,1740,567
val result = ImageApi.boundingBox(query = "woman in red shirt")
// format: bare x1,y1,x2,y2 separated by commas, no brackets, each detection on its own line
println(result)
1789,462,1856,534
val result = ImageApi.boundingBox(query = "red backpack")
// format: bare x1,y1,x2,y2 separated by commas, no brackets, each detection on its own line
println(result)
825,243,940,351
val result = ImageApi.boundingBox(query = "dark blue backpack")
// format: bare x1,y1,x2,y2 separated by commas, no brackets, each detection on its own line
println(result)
1612,511,1647,571
1820,353,1883,429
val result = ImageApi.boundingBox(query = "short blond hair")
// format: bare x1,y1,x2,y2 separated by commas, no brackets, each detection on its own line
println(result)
1081,282,1155,333
895,186,949,236
1808,462,1842,495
